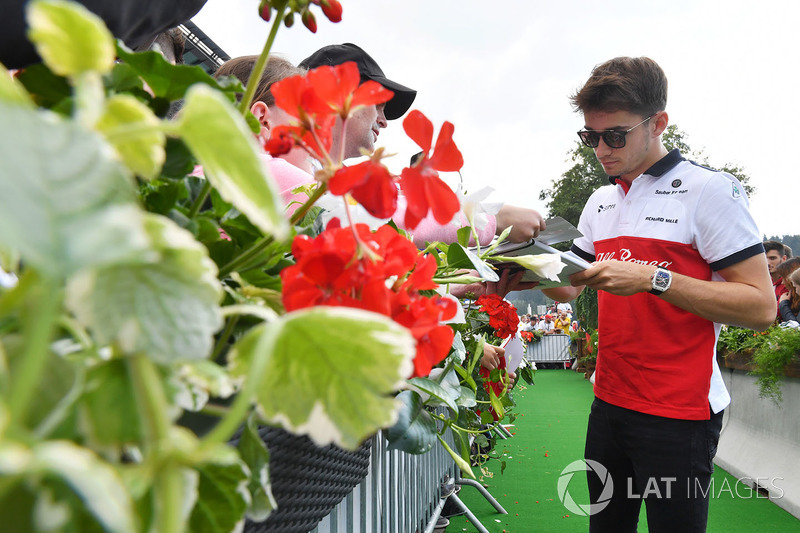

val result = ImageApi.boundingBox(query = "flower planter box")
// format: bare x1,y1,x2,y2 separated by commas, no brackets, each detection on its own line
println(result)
716,362,800,519
718,349,800,379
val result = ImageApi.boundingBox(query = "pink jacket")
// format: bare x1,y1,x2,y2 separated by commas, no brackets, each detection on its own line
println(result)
263,153,498,247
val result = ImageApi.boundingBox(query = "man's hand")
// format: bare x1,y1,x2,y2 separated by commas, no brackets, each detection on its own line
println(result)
481,343,516,384
569,259,652,296
449,268,538,299
495,205,546,242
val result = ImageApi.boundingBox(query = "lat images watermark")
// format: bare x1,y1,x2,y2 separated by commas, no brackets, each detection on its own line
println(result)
558,459,786,515
557,459,614,516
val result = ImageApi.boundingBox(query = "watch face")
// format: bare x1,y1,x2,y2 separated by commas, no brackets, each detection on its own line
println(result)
654,270,670,290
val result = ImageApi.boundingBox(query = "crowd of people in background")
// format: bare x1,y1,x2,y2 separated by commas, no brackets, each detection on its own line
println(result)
517,301,578,335
765,240,800,327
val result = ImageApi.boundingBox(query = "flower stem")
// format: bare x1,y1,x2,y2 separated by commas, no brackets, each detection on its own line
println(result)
238,8,286,115
199,322,275,453
219,235,275,277
288,182,327,225
429,412,496,435
188,180,212,219
127,354,171,451
9,275,60,422
219,182,327,277
127,353,183,533
211,315,239,363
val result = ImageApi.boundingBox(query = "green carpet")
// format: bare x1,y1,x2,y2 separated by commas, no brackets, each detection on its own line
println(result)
448,369,800,533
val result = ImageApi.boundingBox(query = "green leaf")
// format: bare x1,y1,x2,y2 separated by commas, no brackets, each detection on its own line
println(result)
229,307,416,450
140,179,182,215
446,244,499,282
20,341,78,433
0,440,138,532
519,365,535,385
0,101,147,278
0,480,36,532
456,226,472,248
436,434,475,479
96,94,166,180
236,416,276,522
14,62,71,110
449,331,467,364
450,426,472,467
79,359,144,448
456,386,477,408
171,360,236,413
408,376,458,412
488,387,505,421
188,447,250,533
161,138,197,179
116,45,241,103
26,0,116,77
479,410,495,425
177,85,288,241
66,214,223,363
385,390,437,454
0,63,33,107
453,363,476,392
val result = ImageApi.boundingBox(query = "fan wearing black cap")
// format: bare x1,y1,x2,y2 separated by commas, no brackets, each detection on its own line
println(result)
214,45,545,253
298,43,546,245
299,43,416,160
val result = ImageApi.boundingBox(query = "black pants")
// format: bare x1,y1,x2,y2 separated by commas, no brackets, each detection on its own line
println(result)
585,398,723,533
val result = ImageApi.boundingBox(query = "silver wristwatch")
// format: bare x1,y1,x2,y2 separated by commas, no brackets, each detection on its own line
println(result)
649,267,672,296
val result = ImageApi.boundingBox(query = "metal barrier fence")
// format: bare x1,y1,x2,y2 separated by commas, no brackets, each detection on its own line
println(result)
526,334,572,366
311,427,455,533
311,415,506,533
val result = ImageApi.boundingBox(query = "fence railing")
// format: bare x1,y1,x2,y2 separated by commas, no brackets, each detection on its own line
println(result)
311,416,506,533
526,333,572,366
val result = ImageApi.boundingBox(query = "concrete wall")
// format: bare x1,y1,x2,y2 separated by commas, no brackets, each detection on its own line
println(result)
716,367,800,518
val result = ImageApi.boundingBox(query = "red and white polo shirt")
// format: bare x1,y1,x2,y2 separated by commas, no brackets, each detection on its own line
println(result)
571,149,763,420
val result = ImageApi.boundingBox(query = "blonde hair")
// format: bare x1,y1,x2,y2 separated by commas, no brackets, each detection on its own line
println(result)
214,55,305,107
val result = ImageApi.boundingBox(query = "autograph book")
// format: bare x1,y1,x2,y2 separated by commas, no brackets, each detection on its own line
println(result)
478,217,592,288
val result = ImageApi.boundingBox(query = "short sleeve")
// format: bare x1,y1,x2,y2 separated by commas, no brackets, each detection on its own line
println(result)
693,172,763,271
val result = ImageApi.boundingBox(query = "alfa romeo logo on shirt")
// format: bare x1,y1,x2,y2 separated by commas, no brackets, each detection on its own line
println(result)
671,179,682,188
557,459,614,516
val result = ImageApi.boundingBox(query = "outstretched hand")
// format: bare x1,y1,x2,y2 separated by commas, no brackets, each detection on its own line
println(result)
481,343,516,384
569,259,651,296
495,205,546,242
450,268,539,299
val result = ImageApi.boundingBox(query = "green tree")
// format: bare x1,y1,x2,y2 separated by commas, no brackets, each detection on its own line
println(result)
539,125,754,227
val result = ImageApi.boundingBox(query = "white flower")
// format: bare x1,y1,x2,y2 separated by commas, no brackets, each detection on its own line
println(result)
315,192,391,230
496,253,566,282
454,185,503,233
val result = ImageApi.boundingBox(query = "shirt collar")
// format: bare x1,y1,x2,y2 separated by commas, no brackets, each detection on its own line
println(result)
607,149,685,185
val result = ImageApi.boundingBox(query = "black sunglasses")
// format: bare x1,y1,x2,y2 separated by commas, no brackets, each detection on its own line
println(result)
577,114,655,149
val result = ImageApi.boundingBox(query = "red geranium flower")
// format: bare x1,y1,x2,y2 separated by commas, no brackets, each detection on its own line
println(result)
328,149,398,218
307,62,394,119
478,354,508,421
301,9,318,33
393,295,457,378
314,0,343,22
476,294,519,339
263,124,295,156
270,74,330,120
281,224,457,378
399,110,463,229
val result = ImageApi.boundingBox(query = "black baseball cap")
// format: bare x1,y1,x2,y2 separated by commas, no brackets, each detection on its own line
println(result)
299,43,416,120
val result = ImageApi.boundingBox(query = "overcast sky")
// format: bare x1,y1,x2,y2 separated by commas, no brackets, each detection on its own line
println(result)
192,0,799,237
